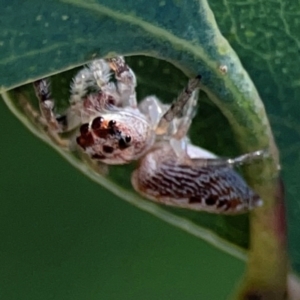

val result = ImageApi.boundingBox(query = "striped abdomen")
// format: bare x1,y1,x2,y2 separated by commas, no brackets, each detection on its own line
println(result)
131,146,262,214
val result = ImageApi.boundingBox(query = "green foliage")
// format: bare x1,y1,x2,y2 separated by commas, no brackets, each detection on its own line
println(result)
209,0,300,274
1,0,299,278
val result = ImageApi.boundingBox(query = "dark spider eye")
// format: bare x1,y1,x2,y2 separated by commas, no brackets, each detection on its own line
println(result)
91,116,104,130
125,135,131,143
108,120,116,127
80,123,89,135
118,138,127,150
108,127,120,136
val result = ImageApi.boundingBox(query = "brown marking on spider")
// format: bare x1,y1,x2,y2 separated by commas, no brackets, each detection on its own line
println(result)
76,115,133,161
103,145,114,154
76,123,94,150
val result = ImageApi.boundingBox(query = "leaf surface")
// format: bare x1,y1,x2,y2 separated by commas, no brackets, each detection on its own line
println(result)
209,0,300,274
2,0,298,271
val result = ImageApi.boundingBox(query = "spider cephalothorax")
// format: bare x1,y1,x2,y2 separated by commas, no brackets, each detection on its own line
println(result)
76,111,154,164
32,56,265,214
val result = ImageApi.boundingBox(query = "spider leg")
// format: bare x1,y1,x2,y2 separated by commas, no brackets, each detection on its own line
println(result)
156,76,201,135
138,95,169,128
156,77,200,160
172,86,199,140
70,59,119,106
33,79,67,132
107,56,137,107
68,60,123,128
13,80,69,149
88,59,120,102
70,67,99,104
31,78,108,173
191,149,268,168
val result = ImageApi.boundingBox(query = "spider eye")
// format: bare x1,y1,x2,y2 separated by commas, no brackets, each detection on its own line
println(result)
125,135,131,143
118,138,128,150
91,116,103,130
108,120,116,127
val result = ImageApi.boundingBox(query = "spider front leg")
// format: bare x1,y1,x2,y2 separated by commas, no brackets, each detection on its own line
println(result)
156,75,201,135
107,56,137,107
131,143,264,214
34,77,109,174
172,82,199,140
70,67,100,104
34,79,67,132
71,57,137,108
30,78,70,148
70,59,119,111
68,58,133,130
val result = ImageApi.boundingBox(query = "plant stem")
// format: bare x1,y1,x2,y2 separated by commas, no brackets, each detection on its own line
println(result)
235,177,288,300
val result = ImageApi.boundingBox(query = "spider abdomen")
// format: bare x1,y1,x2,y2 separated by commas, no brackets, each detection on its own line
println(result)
131,146,262,214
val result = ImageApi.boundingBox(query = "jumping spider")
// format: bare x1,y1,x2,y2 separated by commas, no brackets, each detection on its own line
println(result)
32,56,264,214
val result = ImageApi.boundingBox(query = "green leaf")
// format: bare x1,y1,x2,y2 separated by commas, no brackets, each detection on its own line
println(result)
3,57,249,261
2,0,298,280
209,0,300,275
